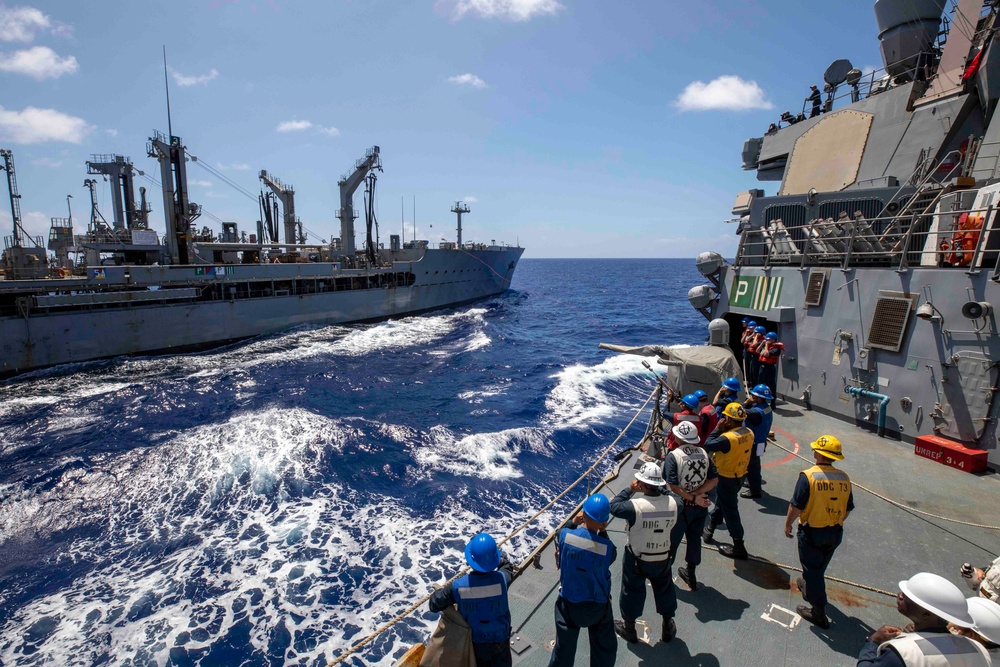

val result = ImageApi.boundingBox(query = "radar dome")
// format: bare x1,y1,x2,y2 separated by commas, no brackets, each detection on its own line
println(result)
688,285,717,310
708,318,730,346
695,251,724,276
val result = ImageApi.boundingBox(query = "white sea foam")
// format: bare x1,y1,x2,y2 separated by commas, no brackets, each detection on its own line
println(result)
543,354,652,428
411,426,551,480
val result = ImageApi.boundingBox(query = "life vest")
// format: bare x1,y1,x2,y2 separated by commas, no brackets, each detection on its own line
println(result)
879,631,991,667
665,411,700,450
699,405,718,443
712,427,754,478
799,465,851,528
669,444,711,499
941,213,984,267
743,333,761,355
453,570,511,644
758,342,783,364
627,493,678,562
557,526,614,604
740,327,755,347
746,404,773,446
981,555,1000,600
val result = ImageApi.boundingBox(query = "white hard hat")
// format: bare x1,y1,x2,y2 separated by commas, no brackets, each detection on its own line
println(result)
671,421,700,445
898,573,975,627
968,597,1000,644
635,461,666,487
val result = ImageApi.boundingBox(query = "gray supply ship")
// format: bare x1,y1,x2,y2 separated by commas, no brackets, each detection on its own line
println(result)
339,2,1000,665
0,137,522,377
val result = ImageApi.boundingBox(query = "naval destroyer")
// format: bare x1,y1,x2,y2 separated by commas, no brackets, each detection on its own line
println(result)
0,138,522,377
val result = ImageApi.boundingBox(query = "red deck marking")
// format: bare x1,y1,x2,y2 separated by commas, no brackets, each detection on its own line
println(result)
763,426,799,468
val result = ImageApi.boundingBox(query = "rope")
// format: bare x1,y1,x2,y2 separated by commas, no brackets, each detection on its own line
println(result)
324,385,659,666
768,435,1000,531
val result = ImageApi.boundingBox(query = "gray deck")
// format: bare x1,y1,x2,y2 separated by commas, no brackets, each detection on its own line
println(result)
506,402,1000,666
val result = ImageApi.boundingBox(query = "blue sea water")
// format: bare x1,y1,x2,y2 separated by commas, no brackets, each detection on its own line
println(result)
0,258,710,666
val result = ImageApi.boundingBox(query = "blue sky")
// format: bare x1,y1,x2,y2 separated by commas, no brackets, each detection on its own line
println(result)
0,1,885,258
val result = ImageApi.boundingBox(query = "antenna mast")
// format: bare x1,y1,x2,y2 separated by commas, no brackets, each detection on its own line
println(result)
162,46,173,139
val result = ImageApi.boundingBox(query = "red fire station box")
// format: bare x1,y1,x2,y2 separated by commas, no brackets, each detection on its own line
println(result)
914,434,988,473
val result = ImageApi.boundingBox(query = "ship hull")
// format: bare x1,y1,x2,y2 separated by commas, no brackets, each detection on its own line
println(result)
0,247,523,376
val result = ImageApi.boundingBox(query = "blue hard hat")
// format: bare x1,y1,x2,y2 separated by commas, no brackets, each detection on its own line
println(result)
751,384,774,400
583,494,610,523
693,390,708,401
754,326,766,334
747,320,757,328
741,317,749,324
723,377,741,392
765,332,778,341
681,393,699,410
465,533,502,573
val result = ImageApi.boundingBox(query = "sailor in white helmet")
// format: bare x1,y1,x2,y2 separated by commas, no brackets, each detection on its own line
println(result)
953,597,1000,658
663,421,718,591
856,572,991,666
961,556,1000,601
608,461,681,645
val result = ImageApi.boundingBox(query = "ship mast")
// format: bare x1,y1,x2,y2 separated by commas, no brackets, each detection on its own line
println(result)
451,201,470,247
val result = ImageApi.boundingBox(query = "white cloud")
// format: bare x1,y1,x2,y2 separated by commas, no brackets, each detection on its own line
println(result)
464,196,478,203
171,68,219,87
31,156,62,167
189,179,213,187
0,5,70,42
674,75,773,112
204,191,227,198
318,125,340,138
448,73,487,89
105,128,118,137
0,105,91,144
217,162,250,171
443,0,562,21
0,45,77,79
277,119,312,132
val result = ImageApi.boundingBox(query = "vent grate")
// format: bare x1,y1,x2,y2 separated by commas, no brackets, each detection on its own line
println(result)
867,296,913,352
804,269,827,306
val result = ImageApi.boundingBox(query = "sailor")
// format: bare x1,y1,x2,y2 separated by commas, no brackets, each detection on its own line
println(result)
808,84,822,118
956,598,1000,658
694,390,719,444
740,384,774,500
756,332,782,400
549,494,617,667
701,402,754,560
747,325,767,386
428,533,514,667
740,321,758,384
856,572,991,666
663,393,702,451
609,462,681,644
664,422,719,591
713,377,742,417
961,556,1000,601
782,434,853,629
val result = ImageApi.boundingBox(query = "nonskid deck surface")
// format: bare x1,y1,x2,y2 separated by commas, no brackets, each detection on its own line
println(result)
506,402,1000,667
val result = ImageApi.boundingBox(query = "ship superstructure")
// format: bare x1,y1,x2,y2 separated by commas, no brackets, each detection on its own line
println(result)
0,133,522,376
689,0,1000,466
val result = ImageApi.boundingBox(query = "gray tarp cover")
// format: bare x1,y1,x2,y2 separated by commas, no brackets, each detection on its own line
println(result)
597,343,744,398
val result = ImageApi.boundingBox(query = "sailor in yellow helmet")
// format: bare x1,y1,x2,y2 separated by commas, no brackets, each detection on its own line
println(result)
700,402,755,560
783,434,854,629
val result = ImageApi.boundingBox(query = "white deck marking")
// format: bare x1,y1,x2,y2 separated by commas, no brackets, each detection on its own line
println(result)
761,603,802,630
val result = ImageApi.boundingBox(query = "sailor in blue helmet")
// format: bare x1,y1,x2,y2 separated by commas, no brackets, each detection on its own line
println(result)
740,384,774,500
748,325,768,386
549,493,617,667
756,331,783,400
662,392,703,451
609,462,681,644
693,390,718,444
714,377,742,416
429,533,514,667
740,321,758,385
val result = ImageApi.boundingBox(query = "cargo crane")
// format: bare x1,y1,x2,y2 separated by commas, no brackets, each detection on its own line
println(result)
336,146,381,264
147,131,201,265
259,170,298,248
48,194,74,269
86,154,149,230
1,148,48,278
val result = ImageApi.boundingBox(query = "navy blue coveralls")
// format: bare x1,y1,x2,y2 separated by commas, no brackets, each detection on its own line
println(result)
609,488,677,622
744,402,773,496
791,473,854,614
549,525,617,667
428,561,515,667
703,431,745,541
664,453,718,567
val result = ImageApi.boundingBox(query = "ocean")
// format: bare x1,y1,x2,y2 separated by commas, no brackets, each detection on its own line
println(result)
0,258,710,666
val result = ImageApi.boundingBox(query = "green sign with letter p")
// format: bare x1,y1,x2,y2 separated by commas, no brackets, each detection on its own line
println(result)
729,275,783,311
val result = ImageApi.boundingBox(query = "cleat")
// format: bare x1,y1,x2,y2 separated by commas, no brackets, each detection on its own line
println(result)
661,617,676,643
614,619,638,643
797,605,830,629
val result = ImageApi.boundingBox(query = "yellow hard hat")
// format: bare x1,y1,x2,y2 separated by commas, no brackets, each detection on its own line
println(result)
722,402,746,421
810,434,844,460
